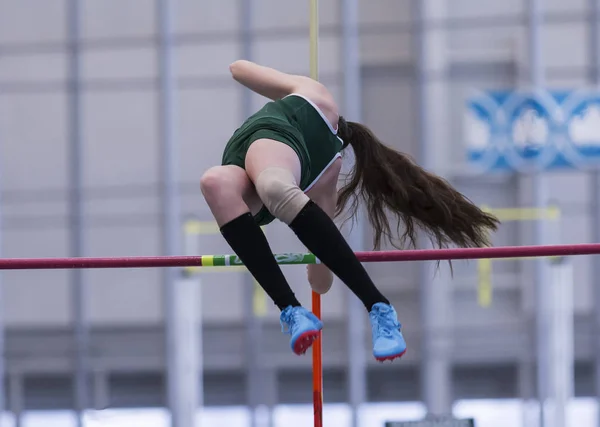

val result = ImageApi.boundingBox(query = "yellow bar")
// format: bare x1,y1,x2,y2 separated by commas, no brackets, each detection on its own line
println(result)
183,265,248,274
183,220,220,235
480,205,560,221
474,205,560,308
309,0,319,81
477,258,492,307
184,220,268,236
483,255,560,262
252,279,267,318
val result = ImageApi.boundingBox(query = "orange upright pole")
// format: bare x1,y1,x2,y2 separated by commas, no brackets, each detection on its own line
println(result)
309,1,322,425
312,291,323,427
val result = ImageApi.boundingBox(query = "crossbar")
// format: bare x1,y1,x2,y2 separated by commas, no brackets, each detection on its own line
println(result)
0,243,599,270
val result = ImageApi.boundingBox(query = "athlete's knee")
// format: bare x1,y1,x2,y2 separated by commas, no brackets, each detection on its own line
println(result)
200,166,243,201
254,167,309,224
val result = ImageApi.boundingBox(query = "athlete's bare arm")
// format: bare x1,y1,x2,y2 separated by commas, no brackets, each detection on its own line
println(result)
229,60,339,122
229,60,317,99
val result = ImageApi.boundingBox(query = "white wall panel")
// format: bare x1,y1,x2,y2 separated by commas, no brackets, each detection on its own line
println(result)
0,0,66,44
83,91,157,187
448,0,523,19
198,271,246,323
543,0,587,13
358,0,411,25
178,87,241,182
85,196,157,219
448,26,521,55
2,199,66,218
0,93,68,191
82,0,155,39
453,289,522,328
252,0,339,30
361,33,412,65
544,73,589,88
2,229,70,327
175,43,238,79
87,226,161,324
82,48,157,80
512,23,589,78
253,35,340,76
542,23,589,70
176,0,238,34
181,193,210,221
0,54,66,82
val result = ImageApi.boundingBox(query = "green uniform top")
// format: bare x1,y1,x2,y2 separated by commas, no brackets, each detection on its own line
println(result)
221,93,345,225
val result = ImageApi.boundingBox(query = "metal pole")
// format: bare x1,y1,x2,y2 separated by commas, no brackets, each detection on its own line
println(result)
67,0,88,425
340,0,367,425
239,0,254,117
413,0,452,416
156,0,185,426
9,374,23,427
170,274,200,427
308,3,324,427
526,1,548,425
589,1,600,425
548,258,574,427
180,225,202,419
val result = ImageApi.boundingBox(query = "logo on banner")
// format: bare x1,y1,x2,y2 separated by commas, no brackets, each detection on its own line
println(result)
465,90,600,172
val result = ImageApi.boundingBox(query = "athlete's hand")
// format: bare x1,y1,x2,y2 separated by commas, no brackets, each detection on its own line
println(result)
307,263,333,294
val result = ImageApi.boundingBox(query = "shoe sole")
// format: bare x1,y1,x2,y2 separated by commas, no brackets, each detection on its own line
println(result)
292,330,321,355
375,348,407,362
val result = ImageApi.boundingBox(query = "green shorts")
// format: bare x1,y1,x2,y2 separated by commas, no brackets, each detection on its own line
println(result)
221,117,312,226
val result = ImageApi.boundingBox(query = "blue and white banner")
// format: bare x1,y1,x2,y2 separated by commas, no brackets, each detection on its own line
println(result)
465,90,600,173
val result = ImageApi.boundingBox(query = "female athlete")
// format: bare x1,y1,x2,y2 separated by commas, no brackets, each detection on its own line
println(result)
200,60,500,362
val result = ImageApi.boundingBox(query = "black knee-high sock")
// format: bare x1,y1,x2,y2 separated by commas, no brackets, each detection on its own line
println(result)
289,201,389,311
220,213,300,311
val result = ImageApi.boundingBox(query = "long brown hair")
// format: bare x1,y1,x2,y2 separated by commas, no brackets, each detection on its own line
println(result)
336,116,500,251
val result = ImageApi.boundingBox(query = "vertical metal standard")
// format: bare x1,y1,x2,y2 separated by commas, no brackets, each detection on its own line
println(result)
340,0,367,425
67,0,88,425
179,224,202,422
92,371,110,410
156,0,186,426
589,1,600,425
170,274,200,427
309,3,323,427
413,0,453,416
9,374,23,427
527,1,549,426
548,258,574,427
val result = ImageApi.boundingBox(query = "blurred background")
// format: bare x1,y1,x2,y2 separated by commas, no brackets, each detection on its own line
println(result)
0,0,598,426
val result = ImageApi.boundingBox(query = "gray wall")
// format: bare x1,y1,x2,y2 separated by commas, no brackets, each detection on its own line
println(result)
0,0,597,408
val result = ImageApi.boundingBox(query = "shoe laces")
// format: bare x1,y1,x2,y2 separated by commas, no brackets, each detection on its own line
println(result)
280,307,305,334
371,309,400,338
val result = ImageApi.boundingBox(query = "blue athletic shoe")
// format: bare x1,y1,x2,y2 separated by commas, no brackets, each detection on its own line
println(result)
369,302,407,361
280,306,323,355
